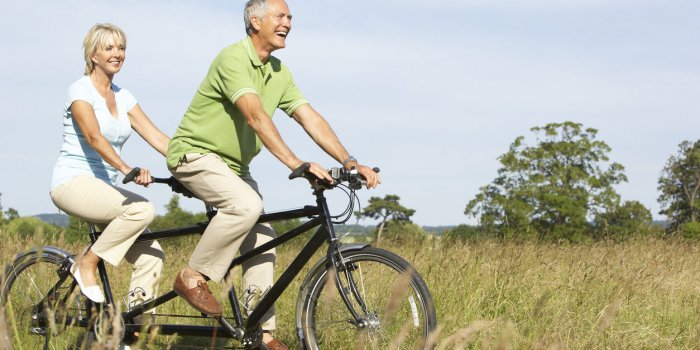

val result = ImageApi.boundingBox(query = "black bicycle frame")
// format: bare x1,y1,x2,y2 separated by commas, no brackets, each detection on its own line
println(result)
86,186,358,340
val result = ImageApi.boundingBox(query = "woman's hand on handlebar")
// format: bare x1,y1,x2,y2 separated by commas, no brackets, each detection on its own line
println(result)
123,167,154,187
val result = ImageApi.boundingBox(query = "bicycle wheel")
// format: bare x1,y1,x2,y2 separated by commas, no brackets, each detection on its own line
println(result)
297,247,437,350
1,247,92,349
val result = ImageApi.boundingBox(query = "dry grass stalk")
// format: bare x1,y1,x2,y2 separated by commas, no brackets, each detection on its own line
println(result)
436,321,491,350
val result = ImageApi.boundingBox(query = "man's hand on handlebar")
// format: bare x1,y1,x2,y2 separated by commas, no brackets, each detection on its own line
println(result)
289,162,380,190
355,164,381,189
303,162,334,185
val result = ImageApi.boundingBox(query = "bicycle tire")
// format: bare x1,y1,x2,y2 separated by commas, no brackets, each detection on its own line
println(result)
1,247,92,349
296,246,437,349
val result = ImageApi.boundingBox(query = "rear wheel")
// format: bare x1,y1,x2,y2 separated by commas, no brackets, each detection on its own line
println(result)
297,247,437,349
1,247,92,349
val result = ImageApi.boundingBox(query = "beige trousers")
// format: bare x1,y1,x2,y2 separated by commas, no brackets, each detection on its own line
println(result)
50,174,164,308
170,153,276,330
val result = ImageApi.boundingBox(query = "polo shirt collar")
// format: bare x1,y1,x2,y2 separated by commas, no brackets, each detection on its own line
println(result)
244,36,264,68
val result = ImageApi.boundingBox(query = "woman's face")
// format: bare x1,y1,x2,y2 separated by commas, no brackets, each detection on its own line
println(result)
91,36,125,76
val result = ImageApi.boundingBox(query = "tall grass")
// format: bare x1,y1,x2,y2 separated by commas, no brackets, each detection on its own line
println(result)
2,227,700,349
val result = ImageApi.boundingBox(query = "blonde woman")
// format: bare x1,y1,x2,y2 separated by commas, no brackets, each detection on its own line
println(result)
49,23,167,321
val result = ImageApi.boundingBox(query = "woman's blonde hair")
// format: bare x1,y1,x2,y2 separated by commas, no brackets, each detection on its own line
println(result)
82,23,127,75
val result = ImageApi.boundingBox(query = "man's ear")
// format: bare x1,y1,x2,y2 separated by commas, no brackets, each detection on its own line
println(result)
250,16,262,32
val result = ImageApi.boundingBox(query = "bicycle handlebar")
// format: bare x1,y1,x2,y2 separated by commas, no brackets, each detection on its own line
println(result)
123,163,379,195
289,162,380,190
122,167,195,197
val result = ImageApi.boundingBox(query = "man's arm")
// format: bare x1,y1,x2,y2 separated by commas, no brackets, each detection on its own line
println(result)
291,104,380,188
235,94,333,182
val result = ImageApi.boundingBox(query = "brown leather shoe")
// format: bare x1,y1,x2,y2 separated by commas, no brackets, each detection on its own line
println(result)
173,271,222,316
264,337,289,350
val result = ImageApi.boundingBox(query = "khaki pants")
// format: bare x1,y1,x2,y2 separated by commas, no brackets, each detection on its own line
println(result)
50,174,164,309
170,153,276,330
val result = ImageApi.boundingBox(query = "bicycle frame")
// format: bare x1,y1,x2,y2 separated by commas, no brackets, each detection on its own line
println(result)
87,184,368,343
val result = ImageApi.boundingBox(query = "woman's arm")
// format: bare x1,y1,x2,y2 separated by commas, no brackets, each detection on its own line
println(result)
127,103,170,156
71,100,132,174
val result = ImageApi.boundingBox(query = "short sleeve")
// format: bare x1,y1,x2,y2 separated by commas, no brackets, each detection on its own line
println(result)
278,71,308,116
217,54,258,104
119,87,138,112
67,79,95,108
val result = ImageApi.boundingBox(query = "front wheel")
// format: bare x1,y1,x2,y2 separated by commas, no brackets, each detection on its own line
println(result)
1,247,92,349
296,247,437,349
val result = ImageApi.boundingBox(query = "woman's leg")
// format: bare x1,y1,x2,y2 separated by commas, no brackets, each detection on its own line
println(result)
50,174,156,286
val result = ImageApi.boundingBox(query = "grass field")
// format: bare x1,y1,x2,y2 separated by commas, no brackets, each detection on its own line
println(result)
1,229,699,349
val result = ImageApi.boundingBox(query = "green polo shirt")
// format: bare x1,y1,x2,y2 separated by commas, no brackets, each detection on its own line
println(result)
166,36,308,176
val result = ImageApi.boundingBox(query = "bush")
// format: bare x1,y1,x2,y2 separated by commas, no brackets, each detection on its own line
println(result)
680,222,700,239
4,217,60,240
381,221,427,244
443,224,491,242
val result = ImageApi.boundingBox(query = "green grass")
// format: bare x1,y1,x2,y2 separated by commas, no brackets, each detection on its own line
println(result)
2,228,700,349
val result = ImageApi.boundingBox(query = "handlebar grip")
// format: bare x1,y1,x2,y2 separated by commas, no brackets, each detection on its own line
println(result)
122,168,141,184
122,167,159,185
289,162,311,180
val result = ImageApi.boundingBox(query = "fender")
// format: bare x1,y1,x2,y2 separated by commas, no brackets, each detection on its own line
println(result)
6,246,74,274
10,245,73,263
306,243,370,279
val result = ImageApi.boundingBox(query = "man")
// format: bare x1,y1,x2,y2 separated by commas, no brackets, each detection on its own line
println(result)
165,0,380,348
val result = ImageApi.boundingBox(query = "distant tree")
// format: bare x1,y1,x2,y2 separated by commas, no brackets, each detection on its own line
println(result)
0,193,19,224
6,217,58,239
593,200,654,240
150,195,207,231
381,221,427,244
657,140,700,232
357,195,415,243
64,215,90,243
442,224,491,242
5,208,19,222
465,122,628,241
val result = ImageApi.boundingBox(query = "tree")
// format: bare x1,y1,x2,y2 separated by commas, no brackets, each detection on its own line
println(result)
150,195,207,231
1,193,20,224
357,195,415,243
6,217,57,239
5,208,19,221
465,122,628,241
63,215,91,243
657,140,700,232
592,200,654,240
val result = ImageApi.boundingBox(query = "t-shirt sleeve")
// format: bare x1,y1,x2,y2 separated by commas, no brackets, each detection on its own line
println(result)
121,88,138,112
67,79,95,108
217,54,258,105
278,71,308,117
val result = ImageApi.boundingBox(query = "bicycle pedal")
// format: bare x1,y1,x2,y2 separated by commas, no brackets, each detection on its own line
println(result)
123,287,154,311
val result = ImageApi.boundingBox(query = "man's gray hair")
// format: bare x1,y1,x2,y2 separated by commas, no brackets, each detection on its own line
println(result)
244,0,268,34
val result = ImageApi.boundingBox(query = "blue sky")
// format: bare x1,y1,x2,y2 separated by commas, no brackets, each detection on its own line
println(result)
1,0,698,226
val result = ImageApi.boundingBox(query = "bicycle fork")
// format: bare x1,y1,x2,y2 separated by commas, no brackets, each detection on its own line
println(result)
328,242,376,329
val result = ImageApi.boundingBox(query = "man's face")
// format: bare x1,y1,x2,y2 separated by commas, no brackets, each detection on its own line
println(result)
255,0,292,52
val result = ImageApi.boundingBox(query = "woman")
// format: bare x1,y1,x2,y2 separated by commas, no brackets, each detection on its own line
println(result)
50,23,168,312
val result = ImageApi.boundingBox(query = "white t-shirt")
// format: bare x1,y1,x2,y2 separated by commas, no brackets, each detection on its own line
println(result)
50,76,138,190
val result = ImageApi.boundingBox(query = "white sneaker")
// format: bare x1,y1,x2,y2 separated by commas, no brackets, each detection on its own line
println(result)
70,262,105,303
